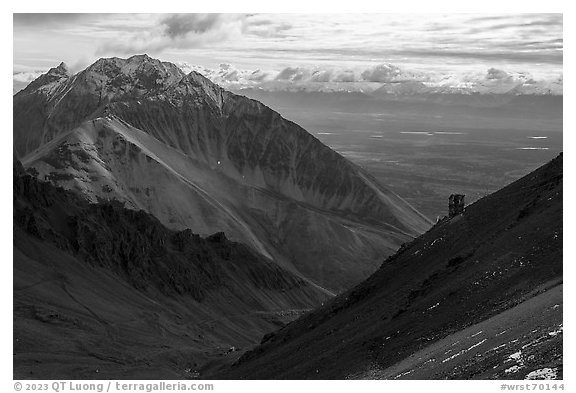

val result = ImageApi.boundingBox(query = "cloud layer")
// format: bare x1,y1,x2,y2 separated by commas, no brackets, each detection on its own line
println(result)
94,14,246,55
14,59,562,96
175,62,562,95
13,14,563,95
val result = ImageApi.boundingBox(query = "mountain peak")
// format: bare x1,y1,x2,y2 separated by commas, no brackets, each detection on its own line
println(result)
52,62,70,76
84,55,184,80
158,69,226,108
19,61,71,93
187,70,212,83
185,70,223,94
71,55,186,101
126,53,153,63
15,53,433,292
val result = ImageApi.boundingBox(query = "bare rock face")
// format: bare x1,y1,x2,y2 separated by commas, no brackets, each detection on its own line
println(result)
14,55,432,292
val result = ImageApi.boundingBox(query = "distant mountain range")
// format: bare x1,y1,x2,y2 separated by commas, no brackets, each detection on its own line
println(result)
232,87,563,119
13,54,432,293
14,61,563,97
231,87,563,138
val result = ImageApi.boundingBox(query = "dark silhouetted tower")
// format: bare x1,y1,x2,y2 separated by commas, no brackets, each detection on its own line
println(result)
449,194,465,217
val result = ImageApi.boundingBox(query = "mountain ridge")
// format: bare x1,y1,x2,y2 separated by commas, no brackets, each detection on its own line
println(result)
14,55,432,292
14,158,331,378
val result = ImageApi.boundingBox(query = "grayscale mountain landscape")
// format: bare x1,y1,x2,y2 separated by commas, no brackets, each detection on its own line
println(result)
13,13,562,381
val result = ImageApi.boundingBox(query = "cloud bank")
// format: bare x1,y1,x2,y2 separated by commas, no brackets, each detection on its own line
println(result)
13,14,563,95
13,59,562,96
14,13,562,92
174,62,562,95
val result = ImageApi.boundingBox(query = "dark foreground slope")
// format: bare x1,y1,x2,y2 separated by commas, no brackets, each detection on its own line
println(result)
13,159,330,379
220,154,563,379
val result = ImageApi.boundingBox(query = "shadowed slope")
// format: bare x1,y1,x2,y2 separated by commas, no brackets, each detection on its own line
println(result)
13,160,330,379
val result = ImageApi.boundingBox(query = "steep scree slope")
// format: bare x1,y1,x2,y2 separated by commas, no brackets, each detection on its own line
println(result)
220,154,562,379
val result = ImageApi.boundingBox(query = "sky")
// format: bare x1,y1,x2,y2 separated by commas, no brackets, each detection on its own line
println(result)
13,13,563,93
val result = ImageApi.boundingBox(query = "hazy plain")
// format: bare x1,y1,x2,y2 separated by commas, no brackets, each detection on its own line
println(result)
260,98,562,220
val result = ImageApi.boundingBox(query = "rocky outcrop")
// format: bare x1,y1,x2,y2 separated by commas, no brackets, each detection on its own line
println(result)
14,164,323,301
